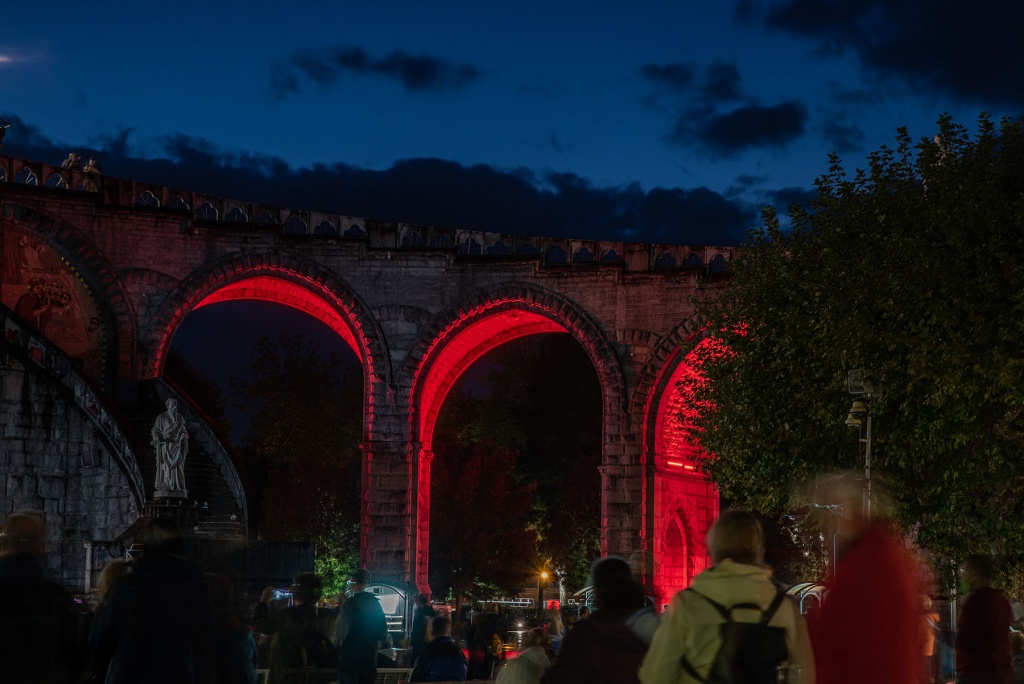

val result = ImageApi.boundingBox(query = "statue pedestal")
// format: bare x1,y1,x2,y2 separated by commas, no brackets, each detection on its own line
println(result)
144,494,198,536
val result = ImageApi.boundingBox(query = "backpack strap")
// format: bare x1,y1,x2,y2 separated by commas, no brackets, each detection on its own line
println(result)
759,591,787,626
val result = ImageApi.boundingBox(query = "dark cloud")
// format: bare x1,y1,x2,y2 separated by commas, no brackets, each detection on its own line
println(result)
770,186,816,208
821,119,864,153
639,62,696,92
272,45,482,97
671,101,808,156
702,61,743,101
755,0,1024,107
1,114,755,246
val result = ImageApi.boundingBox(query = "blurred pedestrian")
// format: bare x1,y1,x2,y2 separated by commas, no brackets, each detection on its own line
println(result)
336,568,387,684
252,573,333,684
543,556,653,684
80,559,132,683
206,573,259,684
0,511,80,683
89,517,212,684
1010,632,1024,684
808,473,918,684
410,593,437,664
496,627,550,684
956,554,1014,684
639,510,813,683
410,615,467,682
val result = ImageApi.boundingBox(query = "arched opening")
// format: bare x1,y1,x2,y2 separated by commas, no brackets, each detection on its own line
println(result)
167,276,367,596
650,340,719,603
412,302,608,606
426,329,603,607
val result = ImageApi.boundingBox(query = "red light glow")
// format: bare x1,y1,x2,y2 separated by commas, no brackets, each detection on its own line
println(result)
414,308,566,447
193,275,363,361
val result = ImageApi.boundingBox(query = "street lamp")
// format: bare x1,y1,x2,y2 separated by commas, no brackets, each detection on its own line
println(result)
537,570,549,619
845,370,875,520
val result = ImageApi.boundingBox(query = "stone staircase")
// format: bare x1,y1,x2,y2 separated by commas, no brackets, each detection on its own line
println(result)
118,379,247,540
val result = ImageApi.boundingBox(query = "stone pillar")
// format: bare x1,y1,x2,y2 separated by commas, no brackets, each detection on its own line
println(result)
360,440,416,587
599,462,645,559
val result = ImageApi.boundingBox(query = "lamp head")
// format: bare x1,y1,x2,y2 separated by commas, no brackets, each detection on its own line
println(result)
845,399,867,428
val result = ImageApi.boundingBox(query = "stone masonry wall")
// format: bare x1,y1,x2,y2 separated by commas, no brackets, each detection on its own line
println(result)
0,359,138,590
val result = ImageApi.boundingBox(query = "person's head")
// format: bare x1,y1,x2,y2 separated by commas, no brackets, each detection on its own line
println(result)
291,572,322,605
546,608,563,633
578,606,590,620
418,593,430,607
0,512,46,556
347,568,371,592
590,556,645,610
137,517,186,557
430,615,451,639
964,554,996,587
707,509,764,565
97,559,131,600
525,627,551,650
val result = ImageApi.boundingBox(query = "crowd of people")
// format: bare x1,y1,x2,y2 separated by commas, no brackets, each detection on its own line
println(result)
2,473,1024,683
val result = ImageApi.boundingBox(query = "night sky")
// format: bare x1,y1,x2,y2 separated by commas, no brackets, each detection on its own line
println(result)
5,1,1022,440
4,1,1021,247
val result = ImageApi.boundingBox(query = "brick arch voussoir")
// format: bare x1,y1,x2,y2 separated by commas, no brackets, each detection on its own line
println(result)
141,251,391,401
398,282,626,446
630,316,707,465
1,202,137,380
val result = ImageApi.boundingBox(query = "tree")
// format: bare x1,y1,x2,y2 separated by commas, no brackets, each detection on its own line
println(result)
428,438,538,601
689,115,1024,582
233,334,363,596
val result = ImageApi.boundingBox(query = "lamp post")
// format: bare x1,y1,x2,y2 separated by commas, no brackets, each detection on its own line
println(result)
845,370,875,520
537,570,548,620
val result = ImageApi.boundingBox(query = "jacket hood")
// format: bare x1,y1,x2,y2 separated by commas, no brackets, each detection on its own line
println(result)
688,558,778,609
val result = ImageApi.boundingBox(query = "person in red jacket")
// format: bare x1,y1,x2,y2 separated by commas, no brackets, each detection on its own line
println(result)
956,554,1014,684
809,473,921,684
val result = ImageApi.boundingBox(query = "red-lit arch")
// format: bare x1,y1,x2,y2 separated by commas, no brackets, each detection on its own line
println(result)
144,252,388,432
403,284,625,451
634,322,720,605
193,275,362,362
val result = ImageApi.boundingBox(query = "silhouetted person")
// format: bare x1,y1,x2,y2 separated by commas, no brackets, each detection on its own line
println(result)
0,511,79,683
206,573,259,684
89,517,212,684
335,568,387,684
410,593,436,664
544,556,652,684
957,554,1014,684
252,572,332,684
410,615,467,682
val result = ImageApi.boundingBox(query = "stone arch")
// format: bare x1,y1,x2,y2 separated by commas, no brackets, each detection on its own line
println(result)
630,316,718,600
394,282,627,591
143,250,391,436
401,282,626,450
0,202,136,388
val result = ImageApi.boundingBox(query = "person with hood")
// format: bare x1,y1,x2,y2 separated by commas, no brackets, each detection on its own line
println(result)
89,517,212,684
638,509,814,684
252,573,332,684
409,593,437,665
540,556,653,683
410,615,467,682
336,568,387,684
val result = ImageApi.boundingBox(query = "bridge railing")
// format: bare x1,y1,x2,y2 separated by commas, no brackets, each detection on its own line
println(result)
0,305,146,509
0,153,738,276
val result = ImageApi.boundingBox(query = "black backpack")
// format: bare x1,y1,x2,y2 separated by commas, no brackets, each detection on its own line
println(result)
680,588,789,684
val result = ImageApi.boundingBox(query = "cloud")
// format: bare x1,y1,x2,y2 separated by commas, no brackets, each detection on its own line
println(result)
821,118,864,154
701,61,743,101
754,0,1024,107
272,45,482,97
671,101,808,156
639,62,696,92
1,114,756,245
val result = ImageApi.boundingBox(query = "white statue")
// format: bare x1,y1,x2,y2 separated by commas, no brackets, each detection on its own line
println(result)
151,398,188,495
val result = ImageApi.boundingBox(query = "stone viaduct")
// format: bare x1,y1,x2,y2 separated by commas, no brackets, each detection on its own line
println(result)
0,155,731,604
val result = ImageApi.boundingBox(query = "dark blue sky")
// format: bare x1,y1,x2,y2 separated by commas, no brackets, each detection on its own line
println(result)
4,1,1021,246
